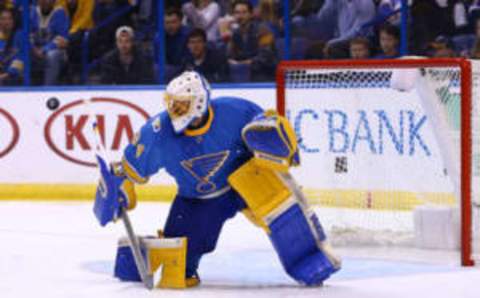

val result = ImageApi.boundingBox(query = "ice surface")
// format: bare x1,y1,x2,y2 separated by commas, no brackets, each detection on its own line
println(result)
0,201,479,298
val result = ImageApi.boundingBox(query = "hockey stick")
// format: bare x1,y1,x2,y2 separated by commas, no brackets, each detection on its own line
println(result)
84,99,154,289
119,209,154,289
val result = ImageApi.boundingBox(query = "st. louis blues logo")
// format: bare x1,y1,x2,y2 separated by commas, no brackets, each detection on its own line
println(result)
181,151,230,193
98,177,108,198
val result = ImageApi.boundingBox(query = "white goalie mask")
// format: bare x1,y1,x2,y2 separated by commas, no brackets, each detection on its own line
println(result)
164,71,211,133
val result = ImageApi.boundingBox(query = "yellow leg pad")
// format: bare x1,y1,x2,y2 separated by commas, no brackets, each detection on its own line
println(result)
228,158,292,227
251,151,291,173
242,209,270,232
144,237,191,288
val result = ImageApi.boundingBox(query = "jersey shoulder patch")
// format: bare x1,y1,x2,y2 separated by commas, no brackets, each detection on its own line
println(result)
151,116,162,132
143,112,172,138
130,112,169,157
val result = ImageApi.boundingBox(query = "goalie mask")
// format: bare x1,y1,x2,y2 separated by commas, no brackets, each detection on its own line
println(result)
164,71,211,133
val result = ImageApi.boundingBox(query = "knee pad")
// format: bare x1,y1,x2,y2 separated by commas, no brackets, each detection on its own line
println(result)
114,236,198,288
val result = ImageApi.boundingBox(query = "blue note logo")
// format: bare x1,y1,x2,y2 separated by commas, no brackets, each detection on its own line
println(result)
181,151,230,193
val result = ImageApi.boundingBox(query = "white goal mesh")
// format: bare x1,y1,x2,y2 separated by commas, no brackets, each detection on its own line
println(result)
277,59,480,265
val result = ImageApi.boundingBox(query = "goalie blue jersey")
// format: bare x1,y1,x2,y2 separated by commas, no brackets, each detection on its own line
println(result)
122,97,263,198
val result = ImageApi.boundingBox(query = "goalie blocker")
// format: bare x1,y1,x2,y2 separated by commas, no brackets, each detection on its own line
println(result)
93,156,136,226
228,111,341,285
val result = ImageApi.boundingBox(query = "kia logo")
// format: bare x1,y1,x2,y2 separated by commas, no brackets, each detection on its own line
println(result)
44,98,150,167
0,108,20,159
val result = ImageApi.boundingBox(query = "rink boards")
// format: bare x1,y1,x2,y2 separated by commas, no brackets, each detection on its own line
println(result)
0,85,455,209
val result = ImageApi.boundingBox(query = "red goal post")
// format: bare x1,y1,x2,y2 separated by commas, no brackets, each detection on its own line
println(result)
276,58,475,266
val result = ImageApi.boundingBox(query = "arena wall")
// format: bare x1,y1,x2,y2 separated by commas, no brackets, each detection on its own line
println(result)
0,85,453,207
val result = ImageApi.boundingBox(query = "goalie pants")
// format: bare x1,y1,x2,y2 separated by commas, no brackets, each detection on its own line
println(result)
163,190,246,278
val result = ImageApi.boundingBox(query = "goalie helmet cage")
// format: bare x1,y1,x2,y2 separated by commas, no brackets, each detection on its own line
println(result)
276,58,477,266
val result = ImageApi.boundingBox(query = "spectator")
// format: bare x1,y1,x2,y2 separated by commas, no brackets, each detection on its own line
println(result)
430,35,456,58
165,7,190,66
291,0,323,22
470,38,480,59
315,0,375,58
475,17,480,39
469,0,480,28
304,40,325,60
453,0,469,35
310,0,375,59
0,0,20,27
182,0,221,42
377,0,400,25
58,0,94,35
57,0,95,81
228,0,265,62
0,1,13,10
217,0,259,43
181,28,229,82
289,0,323,38
136,0,157,41
228,0,278,81
408,1,466,36
375,24,400,58
100,26,155,85
0,0,18,14
409,0,455,55
468,18,480,58
91,0,136,61
349,37,371,59
257,0,282,38
0,8,22,85
217,0,235,16
249,25,277,81
217,4,236,43
31,0,70,85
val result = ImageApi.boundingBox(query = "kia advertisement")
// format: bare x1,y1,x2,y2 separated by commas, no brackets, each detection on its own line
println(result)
0,88,272,184
44,98,150,167
0,108,19,159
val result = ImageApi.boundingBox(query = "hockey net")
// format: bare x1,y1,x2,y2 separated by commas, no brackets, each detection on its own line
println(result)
276,58,480,266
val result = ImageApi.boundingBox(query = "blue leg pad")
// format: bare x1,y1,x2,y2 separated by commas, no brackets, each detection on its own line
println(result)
290,251,339,286
269,204,337,285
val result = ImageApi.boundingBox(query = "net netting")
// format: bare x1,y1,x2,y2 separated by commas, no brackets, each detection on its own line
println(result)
279,60,480,265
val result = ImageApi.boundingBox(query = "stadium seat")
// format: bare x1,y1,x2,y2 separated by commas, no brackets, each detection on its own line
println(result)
304,17,335,41
229,62,251,83
276,37,308,60
452,34,476,55
165,64,182,83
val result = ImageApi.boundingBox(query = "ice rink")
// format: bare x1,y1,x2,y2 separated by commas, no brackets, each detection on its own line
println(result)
1,201,479,298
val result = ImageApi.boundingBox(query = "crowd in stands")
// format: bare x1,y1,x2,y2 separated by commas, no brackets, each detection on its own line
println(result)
2,0,480,86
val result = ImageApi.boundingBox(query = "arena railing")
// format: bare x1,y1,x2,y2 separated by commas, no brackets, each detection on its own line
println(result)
15,0,410,87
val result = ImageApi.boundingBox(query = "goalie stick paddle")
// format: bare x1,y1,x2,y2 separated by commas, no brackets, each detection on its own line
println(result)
84,99,154,289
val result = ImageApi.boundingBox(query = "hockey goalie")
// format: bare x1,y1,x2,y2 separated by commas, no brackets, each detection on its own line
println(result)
93,71,341,289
